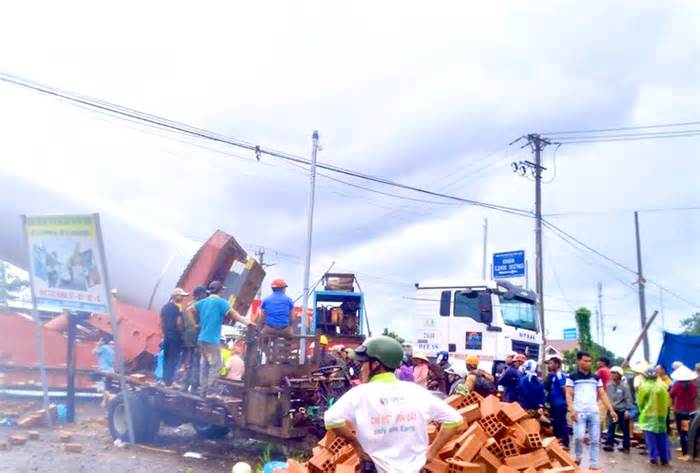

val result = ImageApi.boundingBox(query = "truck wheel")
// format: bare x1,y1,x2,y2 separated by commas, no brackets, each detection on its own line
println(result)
108,392,160,443
192,422,230,439
689,414,700,459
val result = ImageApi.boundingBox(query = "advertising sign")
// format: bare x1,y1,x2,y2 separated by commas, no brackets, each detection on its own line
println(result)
493,250,525,279
23,214,110,313
563,327,578,341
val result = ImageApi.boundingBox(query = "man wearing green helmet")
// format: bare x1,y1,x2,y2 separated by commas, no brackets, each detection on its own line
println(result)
324,336,463,472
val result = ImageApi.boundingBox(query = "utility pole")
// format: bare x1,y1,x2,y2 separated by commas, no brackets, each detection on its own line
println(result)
634,211,650,361
300,130,319,363
255,248,265,299
512,134,549,349
659,287,665,331
532,135,547,347
481,218,488,280
597,281,605,347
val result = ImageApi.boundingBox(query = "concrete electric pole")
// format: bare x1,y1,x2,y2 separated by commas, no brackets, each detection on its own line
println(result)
597,281,605,347
482,218,488,280
512,134,549,349
634,211,650,361
300,130,320,363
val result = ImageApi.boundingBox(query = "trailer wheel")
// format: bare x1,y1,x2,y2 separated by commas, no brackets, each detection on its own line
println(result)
108,392,160,444
192,422,230,439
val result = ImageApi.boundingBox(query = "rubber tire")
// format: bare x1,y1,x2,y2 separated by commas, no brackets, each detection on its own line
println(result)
192,422,230,440
161,410,185,427
108,392,160,444
689,413,700,459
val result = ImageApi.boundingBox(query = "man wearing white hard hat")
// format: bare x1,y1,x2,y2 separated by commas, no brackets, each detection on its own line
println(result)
603,366,633,453
669,365,698,461
160,287,189,386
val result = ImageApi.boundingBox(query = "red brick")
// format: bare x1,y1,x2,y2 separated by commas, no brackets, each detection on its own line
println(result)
499,436,520,458
479,395,501,418
9,435,27,446
336,455,358,473
308,449,334,472
63,443,82,453
478,443,504,473
446,458,485,473
464,391,484,407
441,423,486,459
478,414,505,438
458,404,482,424
447,394,472,410
484,438,505,460
507,425,528,449
531,448,551,469
454,432,487,462
522,468,537,473
425,457,450,473
58,431,73,442
500,402,528,424
541,468,576,473
317,430,337,448
518,418,540,435
504,450,550,470
526,432,542,450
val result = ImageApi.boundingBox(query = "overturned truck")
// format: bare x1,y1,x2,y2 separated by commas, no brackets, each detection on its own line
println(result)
105,331,352,447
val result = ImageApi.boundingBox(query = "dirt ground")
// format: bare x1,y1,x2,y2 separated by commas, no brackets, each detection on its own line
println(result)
1,399,698,473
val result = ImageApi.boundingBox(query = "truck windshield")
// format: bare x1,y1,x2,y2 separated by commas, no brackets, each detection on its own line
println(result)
499,295,538,331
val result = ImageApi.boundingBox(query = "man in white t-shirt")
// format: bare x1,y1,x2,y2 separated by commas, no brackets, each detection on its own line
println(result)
324,336,463,473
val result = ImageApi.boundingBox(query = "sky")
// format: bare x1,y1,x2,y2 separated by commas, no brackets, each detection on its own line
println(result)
1,1,699,362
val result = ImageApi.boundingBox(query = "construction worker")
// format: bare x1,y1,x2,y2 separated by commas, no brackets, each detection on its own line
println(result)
459,354,496,396
319,335,336,367
324,336,463,472
190,280,254,396
259,278,295,338
637,366,671,465
160,287,188,386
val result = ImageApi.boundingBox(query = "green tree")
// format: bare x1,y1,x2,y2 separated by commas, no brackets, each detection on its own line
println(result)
680,312,700,336
382,328,405,345
574,306,623,366
0,261,29,307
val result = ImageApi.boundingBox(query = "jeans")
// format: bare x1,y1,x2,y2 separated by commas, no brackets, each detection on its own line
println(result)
162,338,183,386
550,403,570,448
605,409,629,450
181,345,200,390
198,342,222,393
643,430,669,464
675,411,691,455
574,410,600,467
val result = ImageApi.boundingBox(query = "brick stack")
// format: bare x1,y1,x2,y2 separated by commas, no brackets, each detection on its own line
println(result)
276,393,591,473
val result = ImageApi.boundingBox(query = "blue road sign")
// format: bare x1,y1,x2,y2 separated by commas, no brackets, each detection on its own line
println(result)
493,250,525,279
563,328,578,340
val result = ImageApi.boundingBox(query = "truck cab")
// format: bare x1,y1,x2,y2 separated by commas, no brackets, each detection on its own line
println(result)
414,279,541,373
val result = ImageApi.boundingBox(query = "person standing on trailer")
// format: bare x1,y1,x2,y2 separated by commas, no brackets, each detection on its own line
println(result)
181,285,207,392
190,280,254,396
160,287,188,386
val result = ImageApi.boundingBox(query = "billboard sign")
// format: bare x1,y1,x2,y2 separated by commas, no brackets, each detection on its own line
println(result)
493,250,525,279
23,214,110,313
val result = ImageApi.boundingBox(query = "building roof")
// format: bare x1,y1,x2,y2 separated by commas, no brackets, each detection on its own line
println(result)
546,339,579,354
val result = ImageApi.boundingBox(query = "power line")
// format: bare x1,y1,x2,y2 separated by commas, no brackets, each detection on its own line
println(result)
0,73,533,218
551,131,700,145
542,120,700,136
544,206,700,217
542,219,700,309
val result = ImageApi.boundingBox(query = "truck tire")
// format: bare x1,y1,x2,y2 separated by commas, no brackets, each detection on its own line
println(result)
108,392,160,444
192,421,230,439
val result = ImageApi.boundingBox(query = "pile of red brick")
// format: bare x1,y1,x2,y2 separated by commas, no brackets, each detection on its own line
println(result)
277,392,592,473
15,404,58,428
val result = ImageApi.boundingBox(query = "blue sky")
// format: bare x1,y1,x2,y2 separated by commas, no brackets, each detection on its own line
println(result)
1,1,699,361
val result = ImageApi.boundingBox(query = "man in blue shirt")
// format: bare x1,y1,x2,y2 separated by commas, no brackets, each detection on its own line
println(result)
190,280,254,396
498,353,525,402
259,278,295,338
544,355,569,448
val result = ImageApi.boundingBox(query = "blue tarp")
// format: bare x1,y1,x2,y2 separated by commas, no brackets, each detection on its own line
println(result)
656,331,700,372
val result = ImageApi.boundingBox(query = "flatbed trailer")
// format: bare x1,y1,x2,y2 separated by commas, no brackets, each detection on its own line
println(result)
104,331,351,447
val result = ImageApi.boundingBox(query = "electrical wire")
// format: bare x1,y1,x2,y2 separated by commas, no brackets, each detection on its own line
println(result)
542,143,561,184
542,120,700,135
0,73,533,218
544,207,700,217
552,131,700,145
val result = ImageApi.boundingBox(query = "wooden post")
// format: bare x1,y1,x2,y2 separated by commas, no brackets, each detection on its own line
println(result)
622,310,659,368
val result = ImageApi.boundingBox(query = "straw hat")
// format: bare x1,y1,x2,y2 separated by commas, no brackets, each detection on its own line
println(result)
671,365,698,382
630,360,650,375
412,352,430,363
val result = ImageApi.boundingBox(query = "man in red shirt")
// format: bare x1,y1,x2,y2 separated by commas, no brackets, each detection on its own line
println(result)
596,357,612,389
669,365,698,461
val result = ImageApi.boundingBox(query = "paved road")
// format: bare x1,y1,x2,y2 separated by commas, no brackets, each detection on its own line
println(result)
581,446,698,472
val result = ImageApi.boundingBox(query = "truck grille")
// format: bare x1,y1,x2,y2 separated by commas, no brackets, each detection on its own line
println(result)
511,340,539,360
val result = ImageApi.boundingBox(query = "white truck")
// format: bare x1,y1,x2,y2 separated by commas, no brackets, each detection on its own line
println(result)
413,279,542,374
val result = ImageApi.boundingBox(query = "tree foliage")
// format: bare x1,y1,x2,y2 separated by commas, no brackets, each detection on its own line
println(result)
680,312,700,336
574,306,623,366
382,328,406,345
